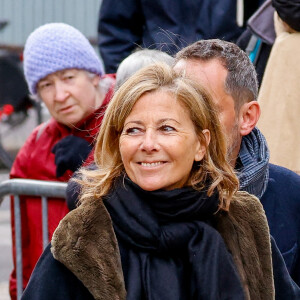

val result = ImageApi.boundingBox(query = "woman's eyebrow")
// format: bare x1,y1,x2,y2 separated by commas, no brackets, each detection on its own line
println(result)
124,120,143,127
159,118,180,125
124,118,180,127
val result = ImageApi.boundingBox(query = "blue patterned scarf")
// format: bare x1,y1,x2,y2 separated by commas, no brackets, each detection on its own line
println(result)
237,127,270,199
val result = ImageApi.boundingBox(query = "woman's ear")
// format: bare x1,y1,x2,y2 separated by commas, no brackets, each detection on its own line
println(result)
195,129,210,161
239,101,261,136
92,74,101,87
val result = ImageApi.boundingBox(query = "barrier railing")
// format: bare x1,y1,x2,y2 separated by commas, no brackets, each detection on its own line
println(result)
0,178,67,300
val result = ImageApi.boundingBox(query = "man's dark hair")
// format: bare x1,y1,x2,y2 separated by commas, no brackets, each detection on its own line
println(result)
175,39,258,111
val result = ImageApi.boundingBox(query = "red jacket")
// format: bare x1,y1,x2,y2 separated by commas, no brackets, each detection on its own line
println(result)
9,74,115,299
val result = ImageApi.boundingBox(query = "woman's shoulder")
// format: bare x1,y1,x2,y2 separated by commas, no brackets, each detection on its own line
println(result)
229,191,265,216
215,191,271,261
51,197,126,300
22,244,94,300
215,191,274,299
216,191,267,231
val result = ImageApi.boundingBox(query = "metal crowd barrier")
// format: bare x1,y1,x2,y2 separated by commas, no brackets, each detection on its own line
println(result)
0,178,67,300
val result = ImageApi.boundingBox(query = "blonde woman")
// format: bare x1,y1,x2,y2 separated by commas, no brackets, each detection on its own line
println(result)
22,63,299,300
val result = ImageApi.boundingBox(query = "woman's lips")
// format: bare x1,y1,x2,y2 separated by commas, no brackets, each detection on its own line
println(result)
59,105,74,114
139,161,166,167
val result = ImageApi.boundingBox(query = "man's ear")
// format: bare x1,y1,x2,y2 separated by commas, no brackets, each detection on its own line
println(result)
238,101,261,136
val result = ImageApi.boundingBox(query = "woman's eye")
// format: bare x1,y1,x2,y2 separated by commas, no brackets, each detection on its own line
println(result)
160,125,175,132
64,75,74,80
125,127,142,135
39,82,52,90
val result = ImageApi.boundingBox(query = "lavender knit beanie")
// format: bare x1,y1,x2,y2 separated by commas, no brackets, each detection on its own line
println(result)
24,23,104,95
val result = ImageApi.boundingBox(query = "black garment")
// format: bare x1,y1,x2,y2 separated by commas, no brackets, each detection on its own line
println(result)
270,237,300,299
21,237,300,299
66,163,97,210
22,243,94,300
66,178,81,210
272,0,300,31
22,176,300,299
52,136,92,177
236,128,300,286
98,0,264,73
66,159,300,287
261,164,300,285
104,177,245,299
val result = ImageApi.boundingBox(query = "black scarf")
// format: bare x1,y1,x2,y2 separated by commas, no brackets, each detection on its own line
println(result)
104,177,245,300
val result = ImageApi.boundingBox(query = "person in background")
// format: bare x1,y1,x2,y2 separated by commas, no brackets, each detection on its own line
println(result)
257,0,300,173
115,48,174,89
98,0,265,73
174,38,300,285
22,63,299,299
9,23,115,299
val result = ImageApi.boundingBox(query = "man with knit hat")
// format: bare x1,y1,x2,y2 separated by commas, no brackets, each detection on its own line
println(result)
9,23,115,299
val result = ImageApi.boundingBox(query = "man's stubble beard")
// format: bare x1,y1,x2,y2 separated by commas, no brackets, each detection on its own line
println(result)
226,120,241,167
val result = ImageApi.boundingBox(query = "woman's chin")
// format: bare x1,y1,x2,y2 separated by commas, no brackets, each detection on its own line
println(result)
134,179,180,192
134,179,166,191
139,184,162,192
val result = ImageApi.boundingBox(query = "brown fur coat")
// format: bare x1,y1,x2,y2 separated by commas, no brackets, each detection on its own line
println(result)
51,191,274,300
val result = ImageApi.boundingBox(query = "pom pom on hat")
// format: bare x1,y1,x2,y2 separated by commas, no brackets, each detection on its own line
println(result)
24,23,104,95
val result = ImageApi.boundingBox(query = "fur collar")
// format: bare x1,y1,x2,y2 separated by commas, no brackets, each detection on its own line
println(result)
51,197,126,300
216,191,274,300
51,191,274,300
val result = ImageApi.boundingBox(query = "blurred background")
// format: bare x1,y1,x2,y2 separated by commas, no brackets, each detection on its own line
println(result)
1,0,100,48
0,1,101,298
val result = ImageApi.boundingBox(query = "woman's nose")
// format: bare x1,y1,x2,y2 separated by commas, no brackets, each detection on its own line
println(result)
140,129,159,152
54,81,69,102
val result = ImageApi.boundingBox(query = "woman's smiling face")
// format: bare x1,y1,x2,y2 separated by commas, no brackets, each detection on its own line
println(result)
119,90,206,191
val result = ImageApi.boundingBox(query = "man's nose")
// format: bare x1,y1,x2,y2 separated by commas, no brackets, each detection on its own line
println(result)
54,81,69,102
140,129,159,152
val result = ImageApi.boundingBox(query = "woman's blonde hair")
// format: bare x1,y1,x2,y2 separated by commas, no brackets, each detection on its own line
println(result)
78,62,239,211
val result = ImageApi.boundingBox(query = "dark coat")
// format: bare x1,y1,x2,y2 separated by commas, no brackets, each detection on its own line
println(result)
66,164,300,288
22,191,300,299
261,164,300,285
98,0,264,73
